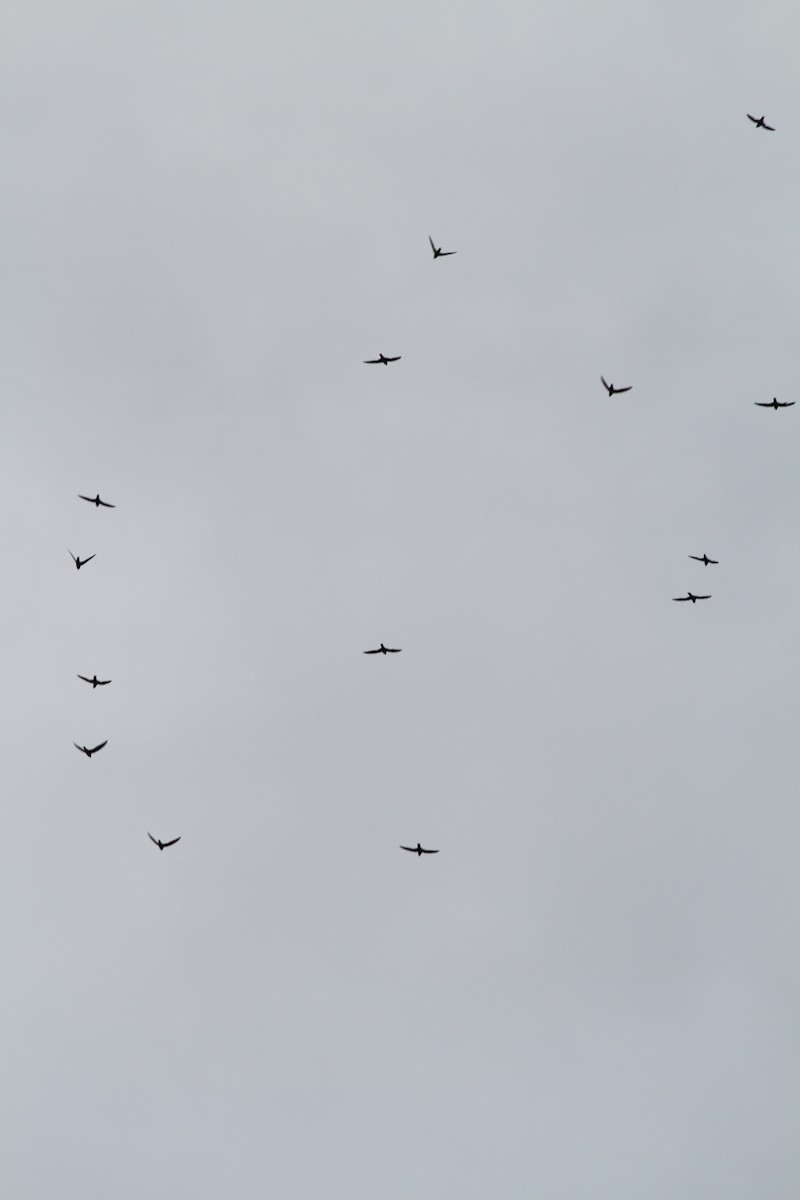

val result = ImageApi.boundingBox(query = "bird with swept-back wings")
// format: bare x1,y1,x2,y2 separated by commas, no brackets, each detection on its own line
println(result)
429,235,456,259
363,643,401,655
688,554,718,566
400,843,439,856
747,114,775,130
77,674,111,688
74,740,108,757
148,833,181,851
363,354,401,365
601,376,632,395
68,550,95,570
79,493,115,508
755,397,794,409
672,593,711,604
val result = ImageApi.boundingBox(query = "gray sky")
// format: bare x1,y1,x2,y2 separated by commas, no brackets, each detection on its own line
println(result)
2,2,798,1196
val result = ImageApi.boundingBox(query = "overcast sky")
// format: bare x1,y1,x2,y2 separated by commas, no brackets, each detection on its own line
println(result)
2,2,798,1197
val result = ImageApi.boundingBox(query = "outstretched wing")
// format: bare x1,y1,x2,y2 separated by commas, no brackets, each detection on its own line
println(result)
384,356,401,362
89,740,108,754
161,837,181,848
97,678,111,685
779,401,795,407
614,385,632,393
78,495,93,503
754,402,773,407
600,376,610,391
68,549,77,562
688,556,704,562
399,845,416,852
74,742,88,753
77,674,92,683
746,114,758,123
420,848,439,854
82,554,96,565
438,250,456,256
363,358,382,364
428,235,437,254
363,648,381,654
672,596,690,601
384,647,402,653
762,122,775,131
695,595,711,600
147,832,159,846
98,499,116,507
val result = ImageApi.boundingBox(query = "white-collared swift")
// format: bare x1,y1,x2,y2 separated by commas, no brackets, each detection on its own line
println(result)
601,376,632,395
148,833,181,851
364,643,401,655
400,843,439,856
747,114,775,130
428,235,456,259
69,550,96,570
755,398,794,409
672,593,711,603
688,554,718,566
74,739,108,757
79,493,115,508
364,354,401,365
77,674,112,688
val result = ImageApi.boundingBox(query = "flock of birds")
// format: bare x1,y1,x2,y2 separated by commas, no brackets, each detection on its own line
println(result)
69,114,786,862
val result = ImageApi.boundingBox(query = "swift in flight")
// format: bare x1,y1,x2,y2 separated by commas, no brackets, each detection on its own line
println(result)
672,593,711,604
79,493,115,508
755,397,794,409
601,376,632,395
148,833,181,851
429,235,456,259
77,674,111,688
688,554,718,566
74,740,108,757
747,114,775,130
364,643,401,655
400,843,439,856
364,354,401,365
69,550,95,570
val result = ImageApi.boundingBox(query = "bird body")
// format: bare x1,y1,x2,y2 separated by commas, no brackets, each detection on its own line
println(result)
77,674,111,688
79,494,115,508
74,740,108,757
364,354,401,365
400,843,439,856
363,643,401,655
148,833,181,851
672,593,711,603
747,114,775,130
601,376,632,395
69,550,95,569
688,554,718,566
429,235,456,258
755,398,794,409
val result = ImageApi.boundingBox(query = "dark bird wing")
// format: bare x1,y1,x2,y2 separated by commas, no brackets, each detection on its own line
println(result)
438,250,456,256
779,401,795,407
695,595,711,600
762,122,775,130
747,114,759,123
68,549,78,563
400,845,416,852
754,402,773,406
98,498,115,507
672,596,690,601
74,742,88,754
161,837,181,848
363,358,382,364
147,832,159,846
384,356,401,362
77,674,92,683
82,554,96,565
385,647,402,653
428,235,437,253
688,556,704,562
78,495,93,503
707,558,718,564
89,740,108,754
600,376,610,391
97,678,111,685
420,848,439,853
363,648,381,654
614,385,632,393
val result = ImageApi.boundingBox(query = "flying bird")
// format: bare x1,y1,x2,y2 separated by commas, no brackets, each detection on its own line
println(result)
429,235,456,258
148,833,181,851
79,493,115,508
688,554,718,566
74,740,108,757
601,376,632,395
364,354,401,365
672,593,711,603
363,643,402,655
68,552,95,571
77,674,111,688
747,114,775,130
755,397,794,409
400,843,439,856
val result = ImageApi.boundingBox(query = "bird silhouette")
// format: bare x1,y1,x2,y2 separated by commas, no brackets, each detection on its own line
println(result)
400,843,439,856
79,493,115,508
672,593,711,603
68,550,95,570
363,643,402,654
148,833,181,851
364,354,401,365
688,554,718,566
601,376,632,395
74,740,108,757
755,398,794,409
747,114,775,130
77,674,111,688
429,235,456,258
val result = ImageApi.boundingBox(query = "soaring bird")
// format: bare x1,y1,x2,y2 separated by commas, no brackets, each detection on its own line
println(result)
755,397,794,409
688,554,718,566
364,354,401,365
77,674,111,688
400,843,439,856
747,114,775,130
79,493,115,508
429,235,456,259
148,832,181,851
68,550,95,570
363,643,402,655
601,376,632,395
672,593,711,603
74,740,108,757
